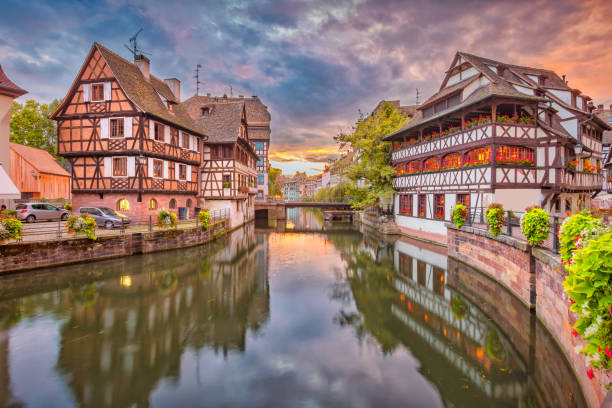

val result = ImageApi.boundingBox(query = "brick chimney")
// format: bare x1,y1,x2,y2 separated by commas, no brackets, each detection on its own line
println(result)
135,55,150,81
164,78,180,101
598,104,604,110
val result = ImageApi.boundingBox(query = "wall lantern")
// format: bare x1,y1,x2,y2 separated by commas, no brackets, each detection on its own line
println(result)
574,143,583,157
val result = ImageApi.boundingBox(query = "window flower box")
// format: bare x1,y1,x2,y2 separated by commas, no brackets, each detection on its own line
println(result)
434,213,444,220
418,211,425,217
223,181,230,188
496,159,535,166
567,160,578,170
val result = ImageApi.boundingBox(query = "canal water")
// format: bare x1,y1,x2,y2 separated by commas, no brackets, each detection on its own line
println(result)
0,208,585,407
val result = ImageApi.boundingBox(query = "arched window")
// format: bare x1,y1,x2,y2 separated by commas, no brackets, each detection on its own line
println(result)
496,146,534,165
443,153,461,170
465,148,491,166
148,198,158,210
423,157,440,172
169,198,177,209
186,199,192,208
117,198,130,211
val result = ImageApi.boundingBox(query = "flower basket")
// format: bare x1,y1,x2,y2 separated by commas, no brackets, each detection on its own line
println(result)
223,181,230,188
198,209,212,230
418,211,425,217
66,214,97,240
0,215,22,243
452,204,468,228
63,202,72,212
486,203,506,236
156,209,178,229
521,206,549,246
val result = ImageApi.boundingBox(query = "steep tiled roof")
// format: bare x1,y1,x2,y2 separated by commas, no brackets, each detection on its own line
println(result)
9,143,70,177
0,65,27,98
183,95,271,140
58,44,204,137
192,102,245,143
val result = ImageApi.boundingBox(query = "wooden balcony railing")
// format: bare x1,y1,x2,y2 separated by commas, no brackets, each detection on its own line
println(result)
72,176,198,194
391,122,537,163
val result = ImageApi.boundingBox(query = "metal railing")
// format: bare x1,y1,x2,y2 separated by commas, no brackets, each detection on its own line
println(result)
9,208,231,244
463,206,560,254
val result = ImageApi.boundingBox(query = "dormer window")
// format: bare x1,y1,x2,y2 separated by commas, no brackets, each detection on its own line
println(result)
538,75,546,86
168,102,174,112
201,107,210,117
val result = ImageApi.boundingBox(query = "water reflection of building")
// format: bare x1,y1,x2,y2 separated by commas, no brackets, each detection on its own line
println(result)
0,224,271,408
332,233,537,406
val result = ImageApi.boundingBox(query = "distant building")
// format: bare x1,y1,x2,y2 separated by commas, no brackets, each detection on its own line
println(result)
183,94,271,200
595,103,612,207
0,65,26,201
9,143,71,199
372,99,418,119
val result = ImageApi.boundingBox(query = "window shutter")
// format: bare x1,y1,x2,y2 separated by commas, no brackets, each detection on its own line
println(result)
103,157,112,177
186,165,192,181
164,126,170,144
127,157,136,177
163,161,168,179
175,162,179,180
104,82,111,101
100,118,109,139
147,158,153,177
82,84,91,102
124,117,132,138
149,120,154,139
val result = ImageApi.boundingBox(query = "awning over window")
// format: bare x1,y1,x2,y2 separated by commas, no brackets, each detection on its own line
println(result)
0,164,20,199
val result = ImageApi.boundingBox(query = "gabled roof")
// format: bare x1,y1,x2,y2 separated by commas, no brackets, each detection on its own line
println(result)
190,102,246,144
9,143,70,177
0,65,27,98
183,95,271,140
52,43,205,137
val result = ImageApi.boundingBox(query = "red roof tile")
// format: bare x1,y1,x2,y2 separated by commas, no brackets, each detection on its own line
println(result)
0,65,27,98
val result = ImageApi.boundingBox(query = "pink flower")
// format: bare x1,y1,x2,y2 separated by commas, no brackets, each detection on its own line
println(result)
606,348,612,359
569,299,575,305
609,308,612,317
587,369,594,379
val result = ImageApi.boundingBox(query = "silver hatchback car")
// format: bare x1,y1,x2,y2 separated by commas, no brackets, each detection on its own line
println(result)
16,203,70,222
78,207,130,229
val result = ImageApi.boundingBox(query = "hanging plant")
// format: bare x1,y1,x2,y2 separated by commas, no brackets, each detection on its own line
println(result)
558,211,603,265
485,330,507,362
66,214,97,240
521,206,550,246
198,209,212,230
0,215,22,243
486,203,506,236
452,204,468,228
156,209,178,229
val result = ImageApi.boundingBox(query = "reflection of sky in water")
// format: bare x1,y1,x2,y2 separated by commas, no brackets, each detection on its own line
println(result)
0,215,585,407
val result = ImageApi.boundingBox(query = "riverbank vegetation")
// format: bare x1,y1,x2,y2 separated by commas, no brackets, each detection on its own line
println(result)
335,102,410,210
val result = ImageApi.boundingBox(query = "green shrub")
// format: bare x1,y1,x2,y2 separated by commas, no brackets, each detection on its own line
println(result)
198,209,212,230
63,201,72,212
521,206,549,246
452,204,468,228
563,231,612,372
0,215,22,243
486,203,506,236
66,214,97,240
451,295,467,320
156,209,178,229
1,209,18,217
558,211,603,265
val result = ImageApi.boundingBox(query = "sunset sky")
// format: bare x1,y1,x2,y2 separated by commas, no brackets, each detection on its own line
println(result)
2,0,611,175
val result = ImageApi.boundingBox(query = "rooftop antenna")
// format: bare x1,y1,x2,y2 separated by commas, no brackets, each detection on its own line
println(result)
416,88,422,105
229,84,233,97
194,64,202,96
124,28,149,57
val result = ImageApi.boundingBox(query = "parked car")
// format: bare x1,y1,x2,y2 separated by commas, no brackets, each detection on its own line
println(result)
15,203,69,223
78,207,130,229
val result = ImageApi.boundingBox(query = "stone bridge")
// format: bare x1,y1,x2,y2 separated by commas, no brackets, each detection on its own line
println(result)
254,200,352,220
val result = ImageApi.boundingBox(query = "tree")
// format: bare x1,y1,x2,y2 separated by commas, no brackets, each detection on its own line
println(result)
10,99,62,159
335,102,410,210
268,167,282,197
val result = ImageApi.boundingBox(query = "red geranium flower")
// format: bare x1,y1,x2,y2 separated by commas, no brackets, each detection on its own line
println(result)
571,329,579,337
606,348,612,359
587,369,594,379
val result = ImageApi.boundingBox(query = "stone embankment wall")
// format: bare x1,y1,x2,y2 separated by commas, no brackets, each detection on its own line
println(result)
447,224,610,407
0,220,228,274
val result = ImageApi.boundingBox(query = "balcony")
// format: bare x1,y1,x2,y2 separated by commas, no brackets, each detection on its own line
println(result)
394,165,492,191
561,170,603,190
391,122,537,163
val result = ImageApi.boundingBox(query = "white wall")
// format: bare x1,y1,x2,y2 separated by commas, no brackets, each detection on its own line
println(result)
206,198,253,228
395,214,448,236
493,189,539,212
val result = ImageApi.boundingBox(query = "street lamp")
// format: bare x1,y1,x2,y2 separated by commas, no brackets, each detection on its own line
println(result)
574,143,583,157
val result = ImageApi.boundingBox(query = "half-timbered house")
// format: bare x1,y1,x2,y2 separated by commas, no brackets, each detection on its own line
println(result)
185,101,258,227
183,94,271,199
51,43,207,222
384,52,611,238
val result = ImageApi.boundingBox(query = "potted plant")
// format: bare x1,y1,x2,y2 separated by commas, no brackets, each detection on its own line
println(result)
0,215,22,243
486,203,506,236
521,206,550,246
156,209,178,229
198,209,212,230
452,204,468,228
223,181,230,188
66,213,97,240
